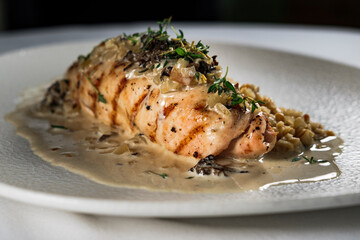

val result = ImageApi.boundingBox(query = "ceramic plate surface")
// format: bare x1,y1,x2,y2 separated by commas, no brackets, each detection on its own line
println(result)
0,41,359,217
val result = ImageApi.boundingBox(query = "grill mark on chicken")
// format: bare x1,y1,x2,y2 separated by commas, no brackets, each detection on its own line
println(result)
87,62,103,76
123,63,134,71
109,61,123,76
111,77,127,125
149,113,159,142
193,101,207,111
75,73,81,106
90,72,105,117
94,73,104,88
114,61,124,69
84,62,103,118
88,91,97,117
149,88,160,102
76,77,81,89
129,90,150,127
145,88,160,141
163,103,178,118
174,125,206,154
82,62,104,109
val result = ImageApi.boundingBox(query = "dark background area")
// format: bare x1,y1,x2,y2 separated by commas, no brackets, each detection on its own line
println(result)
1,0,360,32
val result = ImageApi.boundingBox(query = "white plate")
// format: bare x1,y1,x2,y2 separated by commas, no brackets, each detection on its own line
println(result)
0,41,360,217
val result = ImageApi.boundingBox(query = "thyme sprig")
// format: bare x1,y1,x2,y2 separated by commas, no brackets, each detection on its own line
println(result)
207,67,264,113
160,39,210,62
291,155,329,164
144,170,168,179
50,124,67,130
302,156,328,164
85,75,107,104
123,33,139,46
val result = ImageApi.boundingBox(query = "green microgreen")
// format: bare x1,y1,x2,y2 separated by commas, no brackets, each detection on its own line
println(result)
175,47,186,56
85,75,107,104
196,40,209,55
163,60,168,68
171,26,184,40
291,156,301,162
145,170,168,179
292,155,328,164
50,124,68,130
195,72,200,80
302,156,329,164
127,35,138,45
161,39,209,61
77,53,91,61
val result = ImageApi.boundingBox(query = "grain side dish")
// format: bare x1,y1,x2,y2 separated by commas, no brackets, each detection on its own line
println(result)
239,84,335,153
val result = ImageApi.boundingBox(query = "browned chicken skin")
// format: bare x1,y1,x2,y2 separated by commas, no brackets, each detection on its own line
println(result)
226,112,277,158
65,65,275,159
61,31,277,159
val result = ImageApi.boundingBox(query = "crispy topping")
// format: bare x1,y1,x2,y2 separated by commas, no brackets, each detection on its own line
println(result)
41,79,70,113
190,155,249,176
118,18,220,83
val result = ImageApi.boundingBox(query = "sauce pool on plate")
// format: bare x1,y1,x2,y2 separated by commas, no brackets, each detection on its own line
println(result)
5,86,343,193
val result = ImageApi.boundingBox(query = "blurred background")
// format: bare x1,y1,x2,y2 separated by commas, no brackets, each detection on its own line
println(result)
0,0,360,32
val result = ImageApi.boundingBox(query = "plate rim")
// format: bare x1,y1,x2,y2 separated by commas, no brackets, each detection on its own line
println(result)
1,40,360,217
1,181,360,217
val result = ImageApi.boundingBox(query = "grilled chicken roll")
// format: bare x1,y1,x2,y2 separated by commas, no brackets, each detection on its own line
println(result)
42,19,277,159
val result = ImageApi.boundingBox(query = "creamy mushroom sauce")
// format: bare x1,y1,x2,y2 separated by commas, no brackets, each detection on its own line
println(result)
6,86,343,193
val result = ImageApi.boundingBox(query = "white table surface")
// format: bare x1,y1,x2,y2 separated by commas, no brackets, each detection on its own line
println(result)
1,22,360,239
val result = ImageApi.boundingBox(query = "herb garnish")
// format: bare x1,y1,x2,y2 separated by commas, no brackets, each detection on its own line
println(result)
77,53,91,61
291,156,302,162
121,17,212,74
163,60,168,68
50,124,67,130
195,72,200,80
144,170,168,179
302,156,328,164
123,33,139,46
207,67,264,113
292,155,328,164
85,76,107,103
